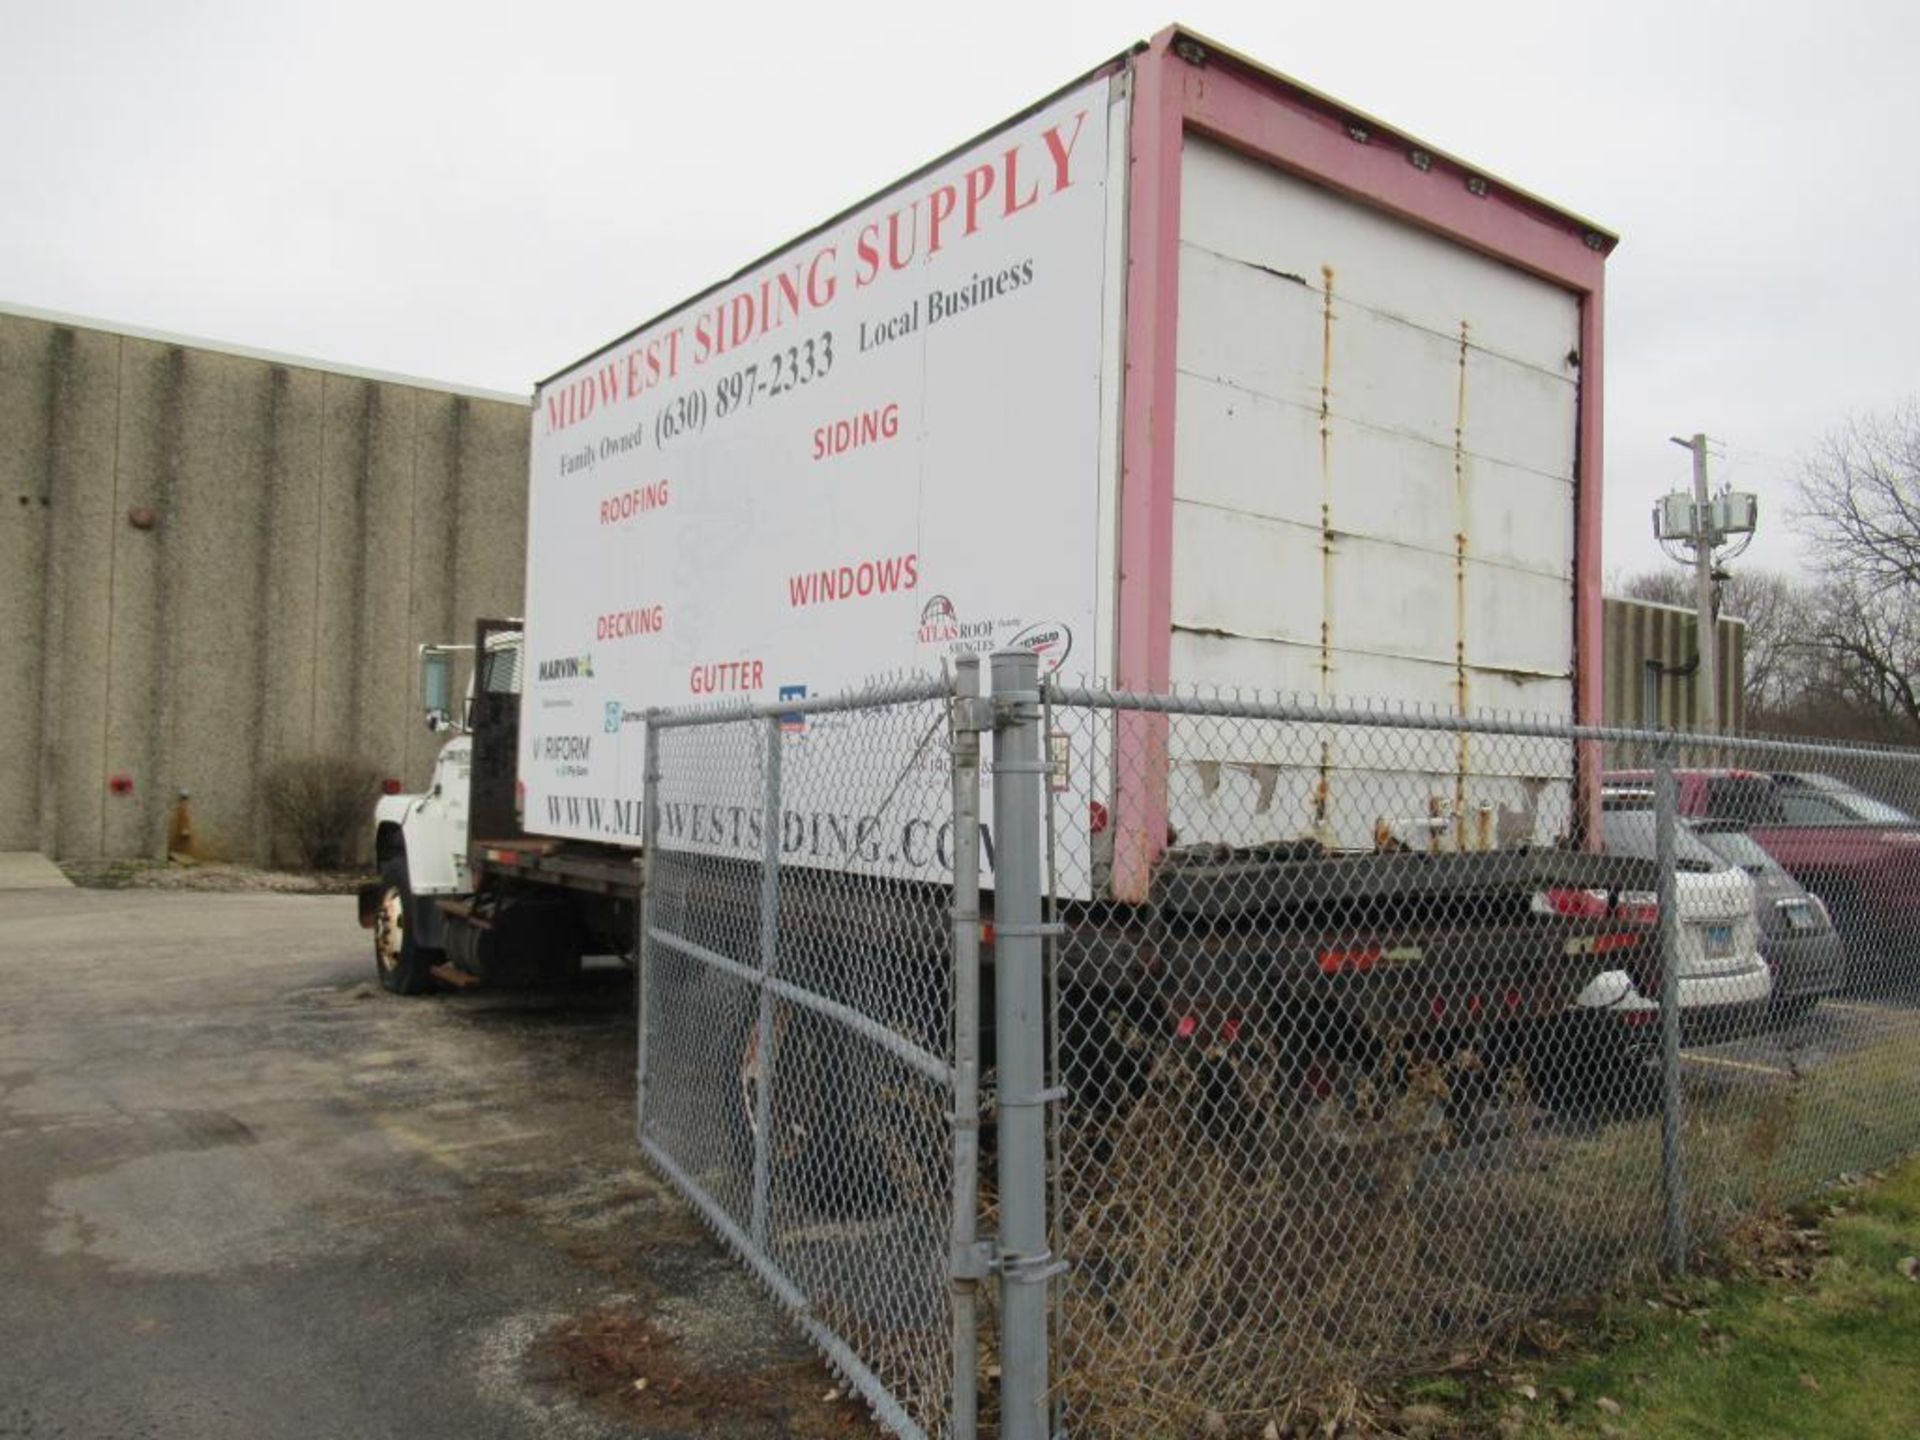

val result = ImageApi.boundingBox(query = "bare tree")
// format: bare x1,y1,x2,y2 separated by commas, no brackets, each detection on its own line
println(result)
1794,400,1920,739
1798,401,1920,593
1615,569,1692,609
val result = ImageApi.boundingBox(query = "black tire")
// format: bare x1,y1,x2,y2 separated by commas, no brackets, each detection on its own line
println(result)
1772,993,1820,1027
373,855,438,996
1530,1020,1656,1119
1815,883,1878,995
729,1002,875,1216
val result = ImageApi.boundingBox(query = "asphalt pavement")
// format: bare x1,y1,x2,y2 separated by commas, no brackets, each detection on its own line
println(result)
0,888,842,1440
7,885,1910,1439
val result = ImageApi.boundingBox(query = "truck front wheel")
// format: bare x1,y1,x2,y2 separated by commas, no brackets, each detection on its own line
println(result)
374,856,438,996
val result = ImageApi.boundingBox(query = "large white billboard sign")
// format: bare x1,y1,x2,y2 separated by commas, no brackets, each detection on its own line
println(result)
522,80,1111,889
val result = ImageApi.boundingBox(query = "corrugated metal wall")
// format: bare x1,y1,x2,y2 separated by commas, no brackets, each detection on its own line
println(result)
1602,595,1745,732
0,308,530,862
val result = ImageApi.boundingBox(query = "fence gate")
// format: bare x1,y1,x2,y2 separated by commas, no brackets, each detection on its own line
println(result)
637,676,972,1440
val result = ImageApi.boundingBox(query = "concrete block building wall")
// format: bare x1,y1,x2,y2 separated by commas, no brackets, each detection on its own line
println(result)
0,305,530,862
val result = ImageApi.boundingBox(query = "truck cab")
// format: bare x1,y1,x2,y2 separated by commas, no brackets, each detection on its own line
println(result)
358,626,518,991
358,618,636,994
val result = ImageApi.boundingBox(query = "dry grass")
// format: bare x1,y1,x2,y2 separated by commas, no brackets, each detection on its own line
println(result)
1047,1024,1920,1439
538,1302,878,1438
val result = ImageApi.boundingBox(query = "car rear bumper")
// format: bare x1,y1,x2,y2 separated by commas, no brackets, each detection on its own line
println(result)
1569,965,1773,1048
1762,930,1848,1003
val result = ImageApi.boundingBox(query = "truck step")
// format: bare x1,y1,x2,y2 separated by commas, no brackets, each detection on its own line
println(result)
436,898,493,929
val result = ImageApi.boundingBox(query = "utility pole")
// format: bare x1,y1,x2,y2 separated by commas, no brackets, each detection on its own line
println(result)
1671,433,1718,731
1653,436,1755,734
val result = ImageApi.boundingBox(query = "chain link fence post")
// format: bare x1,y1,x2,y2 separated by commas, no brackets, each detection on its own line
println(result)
751,714,782,1251
991,650,1054,1440
1654,735,1688,1274
948,655,986,1440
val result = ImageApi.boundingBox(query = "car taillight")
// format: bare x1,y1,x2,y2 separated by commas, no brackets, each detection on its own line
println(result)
1614,891,1659,925
1318,946,1381,976
381,777,403,795
1533,887,1610,918
1171,1014,1242,1044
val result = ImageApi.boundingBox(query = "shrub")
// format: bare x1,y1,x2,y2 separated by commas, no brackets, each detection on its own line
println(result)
262,754,383,870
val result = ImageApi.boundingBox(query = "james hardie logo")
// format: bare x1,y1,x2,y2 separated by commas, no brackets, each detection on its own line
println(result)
537,652,594,683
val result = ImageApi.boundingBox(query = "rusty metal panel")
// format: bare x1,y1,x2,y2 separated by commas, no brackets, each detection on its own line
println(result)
1167,136,1582,851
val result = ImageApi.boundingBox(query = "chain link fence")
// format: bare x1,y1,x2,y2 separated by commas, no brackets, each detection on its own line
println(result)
636,657,1920,1440
637,677,968,1440
1042,683,1920,1438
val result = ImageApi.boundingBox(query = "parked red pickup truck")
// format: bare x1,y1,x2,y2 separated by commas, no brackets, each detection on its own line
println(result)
1603,769,1920,987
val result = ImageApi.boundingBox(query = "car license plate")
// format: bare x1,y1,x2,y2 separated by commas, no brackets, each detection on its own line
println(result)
1703,924,1735,958
1779,901,1815,932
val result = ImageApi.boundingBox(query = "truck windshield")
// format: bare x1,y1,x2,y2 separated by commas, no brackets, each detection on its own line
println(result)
1703,777,1782,824
1601,811,1725,872
1779,774,1917,824
1824,792,1916,824
1692,827,1781,876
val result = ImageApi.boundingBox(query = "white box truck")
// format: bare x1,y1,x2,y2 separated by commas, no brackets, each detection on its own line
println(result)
360,27,1635,1069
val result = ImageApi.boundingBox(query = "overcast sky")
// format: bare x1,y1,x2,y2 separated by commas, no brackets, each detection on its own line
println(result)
4,0,1915,580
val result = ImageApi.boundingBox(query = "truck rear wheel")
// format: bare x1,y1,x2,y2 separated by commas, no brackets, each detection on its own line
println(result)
374,856,438,996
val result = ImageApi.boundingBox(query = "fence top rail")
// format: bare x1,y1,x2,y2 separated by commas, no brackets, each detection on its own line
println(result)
1042,681,1920,762
646,674,953,730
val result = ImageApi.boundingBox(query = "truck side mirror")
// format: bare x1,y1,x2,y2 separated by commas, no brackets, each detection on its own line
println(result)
422,650,453,731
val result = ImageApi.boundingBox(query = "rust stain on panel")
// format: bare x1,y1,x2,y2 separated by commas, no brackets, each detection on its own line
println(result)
1453,319,1471,851
1316,265,1337,829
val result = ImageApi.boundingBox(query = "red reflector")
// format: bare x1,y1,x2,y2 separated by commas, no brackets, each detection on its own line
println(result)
1089,800,1109,835
980,921,995,945
1318,947,1381,976
1595,931,1642,956
1504,990,1522,1013
1174,1014,1199,1039
381,777,403,795
1622,1010,1659,1027
1467,995,1484,1017
1218,1017,1242,1043
1540,887,1609,918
